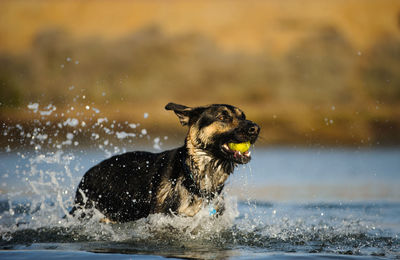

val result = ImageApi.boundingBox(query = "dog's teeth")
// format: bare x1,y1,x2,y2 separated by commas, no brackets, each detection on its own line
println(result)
222,144,229,151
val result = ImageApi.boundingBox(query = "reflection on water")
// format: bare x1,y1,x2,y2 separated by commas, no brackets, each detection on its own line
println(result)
2,147,400,202
231,148,400,202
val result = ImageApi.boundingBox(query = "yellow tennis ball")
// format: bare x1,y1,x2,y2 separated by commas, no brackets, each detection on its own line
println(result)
228,141,251,153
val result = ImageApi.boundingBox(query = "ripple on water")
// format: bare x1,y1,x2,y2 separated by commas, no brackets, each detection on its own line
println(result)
1,199,399,258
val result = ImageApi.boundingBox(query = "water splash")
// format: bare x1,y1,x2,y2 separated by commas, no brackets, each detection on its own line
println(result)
1,101,151,226
1,101,241,244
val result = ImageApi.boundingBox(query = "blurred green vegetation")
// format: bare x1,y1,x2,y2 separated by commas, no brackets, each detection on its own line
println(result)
1,24,400,146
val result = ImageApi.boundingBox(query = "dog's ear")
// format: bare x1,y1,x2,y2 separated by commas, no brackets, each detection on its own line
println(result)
165,103,192,126
165,102,205,126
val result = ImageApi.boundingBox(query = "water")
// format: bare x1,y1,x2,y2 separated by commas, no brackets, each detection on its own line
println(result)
1,105,400,259
1,148,399,259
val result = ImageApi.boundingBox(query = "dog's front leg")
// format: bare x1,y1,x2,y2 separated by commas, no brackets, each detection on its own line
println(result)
177,195,204,217
209,195,225,217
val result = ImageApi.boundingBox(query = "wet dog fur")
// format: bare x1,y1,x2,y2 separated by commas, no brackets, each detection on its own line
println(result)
69,103,260,222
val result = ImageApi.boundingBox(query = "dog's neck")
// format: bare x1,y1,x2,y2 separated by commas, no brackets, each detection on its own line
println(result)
184,137,234,197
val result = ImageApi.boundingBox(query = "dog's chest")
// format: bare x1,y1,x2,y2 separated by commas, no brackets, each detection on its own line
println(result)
190,153,231,194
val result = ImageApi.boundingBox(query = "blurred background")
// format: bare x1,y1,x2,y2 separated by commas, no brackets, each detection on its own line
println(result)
0,0,399,205
1,0,400,148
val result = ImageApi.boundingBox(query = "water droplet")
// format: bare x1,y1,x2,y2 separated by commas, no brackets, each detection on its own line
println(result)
27,103,39,111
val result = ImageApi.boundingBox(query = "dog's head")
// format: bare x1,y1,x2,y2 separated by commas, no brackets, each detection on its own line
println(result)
166,103,260,164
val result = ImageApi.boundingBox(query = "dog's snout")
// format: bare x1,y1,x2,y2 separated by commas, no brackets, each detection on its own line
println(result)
247,122,260,136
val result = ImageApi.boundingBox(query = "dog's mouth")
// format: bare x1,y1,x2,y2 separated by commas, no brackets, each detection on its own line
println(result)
221,142,252,164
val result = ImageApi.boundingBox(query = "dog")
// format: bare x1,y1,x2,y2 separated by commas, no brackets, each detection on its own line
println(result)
69,103,260,222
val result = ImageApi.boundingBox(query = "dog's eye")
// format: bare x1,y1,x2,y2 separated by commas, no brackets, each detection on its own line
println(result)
217,114,231,122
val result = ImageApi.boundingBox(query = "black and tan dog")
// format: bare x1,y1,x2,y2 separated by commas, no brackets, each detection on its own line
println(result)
69,103,260,222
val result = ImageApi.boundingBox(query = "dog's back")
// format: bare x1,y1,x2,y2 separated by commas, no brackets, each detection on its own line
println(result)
71,148,184,222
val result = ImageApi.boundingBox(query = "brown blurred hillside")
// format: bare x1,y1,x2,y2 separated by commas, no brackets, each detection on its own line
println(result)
1,0,400,147
1,0,400,55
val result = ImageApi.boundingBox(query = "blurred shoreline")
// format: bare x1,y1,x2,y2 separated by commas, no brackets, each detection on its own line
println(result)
1,101,400,149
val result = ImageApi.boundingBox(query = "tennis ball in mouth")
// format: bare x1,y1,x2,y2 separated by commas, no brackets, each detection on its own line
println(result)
228,141,251,153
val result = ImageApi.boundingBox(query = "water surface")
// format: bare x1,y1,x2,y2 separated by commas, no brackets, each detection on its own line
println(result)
1,147,399,259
